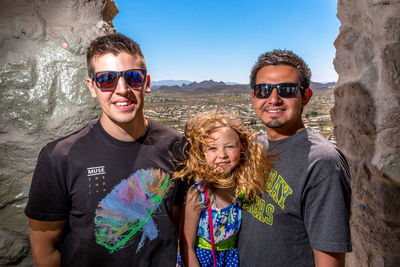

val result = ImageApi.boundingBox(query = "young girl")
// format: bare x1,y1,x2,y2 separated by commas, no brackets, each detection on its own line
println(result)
174,111,271,267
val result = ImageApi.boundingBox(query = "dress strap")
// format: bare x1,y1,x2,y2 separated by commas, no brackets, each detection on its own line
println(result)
205,189,217,267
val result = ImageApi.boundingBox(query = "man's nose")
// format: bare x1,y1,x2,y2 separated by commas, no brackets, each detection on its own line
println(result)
114,76,129,94
268,88,283,104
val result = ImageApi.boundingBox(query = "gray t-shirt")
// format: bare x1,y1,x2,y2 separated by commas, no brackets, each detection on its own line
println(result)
238,128,352,266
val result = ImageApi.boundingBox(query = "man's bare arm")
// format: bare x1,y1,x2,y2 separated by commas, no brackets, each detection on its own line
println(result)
313,249,345,267
29,219,66,267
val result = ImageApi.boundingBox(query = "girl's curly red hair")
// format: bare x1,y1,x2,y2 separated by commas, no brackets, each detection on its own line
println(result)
174,111,272,202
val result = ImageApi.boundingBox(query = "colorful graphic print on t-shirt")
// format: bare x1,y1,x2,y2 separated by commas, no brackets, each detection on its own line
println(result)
94,168,172,253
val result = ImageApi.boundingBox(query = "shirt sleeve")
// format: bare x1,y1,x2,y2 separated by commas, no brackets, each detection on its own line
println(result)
25,145,70,221
303,152,352,253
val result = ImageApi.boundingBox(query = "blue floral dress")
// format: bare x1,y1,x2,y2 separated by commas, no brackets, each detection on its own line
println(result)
194,180,241,267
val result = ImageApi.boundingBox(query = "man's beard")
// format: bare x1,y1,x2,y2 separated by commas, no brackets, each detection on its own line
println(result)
265,118,284,128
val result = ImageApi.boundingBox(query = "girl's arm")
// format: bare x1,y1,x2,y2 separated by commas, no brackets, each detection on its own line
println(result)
181,187,201,267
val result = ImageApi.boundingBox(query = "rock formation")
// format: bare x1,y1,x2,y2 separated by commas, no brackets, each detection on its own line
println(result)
0,0,117,265
332,0,400,266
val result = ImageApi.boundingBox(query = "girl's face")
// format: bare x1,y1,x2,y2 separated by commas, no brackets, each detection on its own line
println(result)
203,127,241,173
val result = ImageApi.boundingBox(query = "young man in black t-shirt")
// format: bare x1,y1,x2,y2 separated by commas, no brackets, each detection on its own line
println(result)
238,50,352,267
25,33,187,266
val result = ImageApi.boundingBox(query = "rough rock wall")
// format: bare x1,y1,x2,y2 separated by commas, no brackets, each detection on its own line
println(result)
332,0,400,266
0,0,117,265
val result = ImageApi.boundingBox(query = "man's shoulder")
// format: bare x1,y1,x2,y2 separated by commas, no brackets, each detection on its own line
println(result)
274,127,346,167
269,128,335,154
42,121,97,157
305,128,342,158
147,119,185,141
146,119,188,161
303,128,349,176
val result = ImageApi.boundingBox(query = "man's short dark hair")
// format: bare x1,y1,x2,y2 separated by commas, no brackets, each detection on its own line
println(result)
250,49,311,92
86,33,145,76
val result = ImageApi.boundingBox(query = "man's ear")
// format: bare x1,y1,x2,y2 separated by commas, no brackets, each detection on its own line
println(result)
302,88,312,106
251,90,256,108
145,75,151,93
86,77,97,98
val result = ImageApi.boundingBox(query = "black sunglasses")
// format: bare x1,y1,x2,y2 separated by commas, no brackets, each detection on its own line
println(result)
253,83,304,98
92,69,147,91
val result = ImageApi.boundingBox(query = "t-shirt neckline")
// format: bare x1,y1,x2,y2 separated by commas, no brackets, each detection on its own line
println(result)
268,128,308,150
94,119,151,147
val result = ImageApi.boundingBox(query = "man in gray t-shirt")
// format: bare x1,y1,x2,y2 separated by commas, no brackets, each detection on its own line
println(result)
238,50,351,266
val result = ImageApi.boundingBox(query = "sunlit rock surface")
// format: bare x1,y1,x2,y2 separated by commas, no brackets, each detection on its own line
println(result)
333,0,400,266
0,0,117,265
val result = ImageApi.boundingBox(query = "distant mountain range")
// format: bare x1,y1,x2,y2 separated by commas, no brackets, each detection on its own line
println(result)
311,81,335,90
151,79,335,93
151,80,192,87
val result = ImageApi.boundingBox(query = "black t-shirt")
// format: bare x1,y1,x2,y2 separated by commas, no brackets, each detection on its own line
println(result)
238,128,352,266
25,119,187,267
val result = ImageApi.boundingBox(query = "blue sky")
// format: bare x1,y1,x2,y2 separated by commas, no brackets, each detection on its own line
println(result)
114,0,339,84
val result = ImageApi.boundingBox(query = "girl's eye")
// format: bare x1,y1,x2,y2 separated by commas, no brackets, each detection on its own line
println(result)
207,147,216,151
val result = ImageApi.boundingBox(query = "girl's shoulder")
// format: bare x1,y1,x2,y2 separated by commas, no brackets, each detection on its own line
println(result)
191,179,208,207
192,179,207,191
